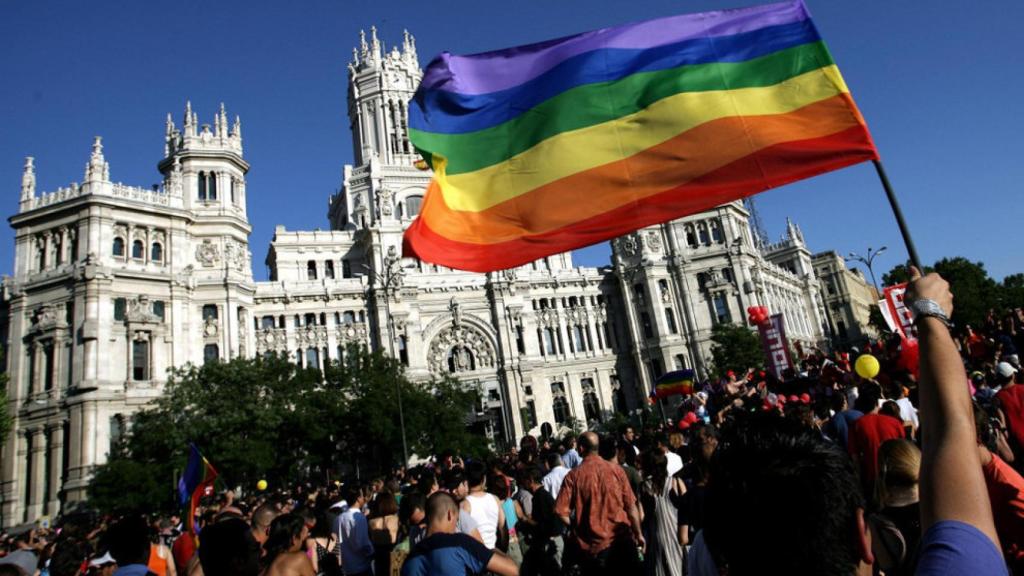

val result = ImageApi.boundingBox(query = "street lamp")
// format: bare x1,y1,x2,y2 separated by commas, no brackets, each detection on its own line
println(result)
361,253,410,466
846,246,887,295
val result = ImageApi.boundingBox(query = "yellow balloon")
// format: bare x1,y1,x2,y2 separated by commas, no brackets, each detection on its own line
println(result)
855,354,880,380
256,480,268,491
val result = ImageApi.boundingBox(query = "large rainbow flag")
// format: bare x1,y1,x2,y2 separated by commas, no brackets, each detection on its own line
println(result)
655,369,696,399
404,0,878,272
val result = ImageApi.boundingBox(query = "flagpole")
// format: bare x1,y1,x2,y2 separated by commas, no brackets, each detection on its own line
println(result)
873,160,922,271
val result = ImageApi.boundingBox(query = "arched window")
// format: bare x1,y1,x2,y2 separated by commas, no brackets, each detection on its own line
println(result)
304,313,317,326
112,237,125,257
202,304,218,320
399,335,409,366
405,195,423,217
684,224,698,248
342,311,355,324
698,222,711,246
574,325,586,353
132,340,150,380
203,344,219,364
324,260,335,279
544,328,557,355
151,242,163,262
306,260,318,280
131,240,144,260
583,391,601,424
710,219,724,243
198,171,207,200
305,348,320,370
208,171,218,200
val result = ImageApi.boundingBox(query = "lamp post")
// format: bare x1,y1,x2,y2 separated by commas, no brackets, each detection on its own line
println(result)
362,253,410,466
846,246,887,295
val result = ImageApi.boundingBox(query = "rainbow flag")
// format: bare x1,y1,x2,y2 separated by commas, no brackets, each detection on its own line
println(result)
178,444,218,533
655,370,696,399
404,0,878,272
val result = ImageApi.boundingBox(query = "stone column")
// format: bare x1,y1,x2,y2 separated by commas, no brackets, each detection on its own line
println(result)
46,425,64,517
27,428,45,522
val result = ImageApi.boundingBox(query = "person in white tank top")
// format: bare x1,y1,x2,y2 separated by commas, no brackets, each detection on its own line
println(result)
462,461,506,550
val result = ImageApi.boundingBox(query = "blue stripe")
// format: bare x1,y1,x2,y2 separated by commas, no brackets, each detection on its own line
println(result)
411,19,820,135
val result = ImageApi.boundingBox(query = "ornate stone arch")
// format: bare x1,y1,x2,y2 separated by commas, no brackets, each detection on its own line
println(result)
424,302,498,374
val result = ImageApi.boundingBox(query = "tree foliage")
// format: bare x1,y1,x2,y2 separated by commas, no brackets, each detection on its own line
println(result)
0,351,12,449
709,323,764,379
88,345,486,515
882,258,1012,328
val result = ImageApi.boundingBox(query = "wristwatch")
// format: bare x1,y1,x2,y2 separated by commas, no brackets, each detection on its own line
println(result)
910,298,952,328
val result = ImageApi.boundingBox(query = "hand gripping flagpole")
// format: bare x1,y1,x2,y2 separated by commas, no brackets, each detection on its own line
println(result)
873,159,923,271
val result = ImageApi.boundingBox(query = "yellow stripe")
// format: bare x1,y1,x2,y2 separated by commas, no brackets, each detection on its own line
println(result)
437,65,851,213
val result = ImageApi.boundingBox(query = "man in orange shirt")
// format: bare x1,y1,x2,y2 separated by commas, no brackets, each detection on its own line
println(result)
554,432,644,576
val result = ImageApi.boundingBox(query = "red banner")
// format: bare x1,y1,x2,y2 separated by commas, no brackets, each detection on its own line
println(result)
879,282,917,342
759,313,794,379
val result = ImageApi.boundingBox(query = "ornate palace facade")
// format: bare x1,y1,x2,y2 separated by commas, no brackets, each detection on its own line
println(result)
0,28,870,527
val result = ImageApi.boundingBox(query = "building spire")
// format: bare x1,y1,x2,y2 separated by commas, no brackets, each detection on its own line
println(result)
84,136,109,183
370,25,382,62
359,29,369,60
233,114,242,139
20,156,35,205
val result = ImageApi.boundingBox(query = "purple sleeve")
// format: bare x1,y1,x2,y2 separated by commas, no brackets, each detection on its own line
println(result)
915,521,1007,575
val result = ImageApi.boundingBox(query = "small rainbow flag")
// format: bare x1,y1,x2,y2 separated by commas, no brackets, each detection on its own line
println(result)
178,444,218,533
655,370,696,399
404,0,877,272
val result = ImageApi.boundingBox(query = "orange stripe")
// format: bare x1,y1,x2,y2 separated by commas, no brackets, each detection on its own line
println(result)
419,93,868,245
404,126,877,272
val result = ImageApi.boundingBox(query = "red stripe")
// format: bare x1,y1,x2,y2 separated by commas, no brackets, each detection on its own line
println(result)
404,126,877,272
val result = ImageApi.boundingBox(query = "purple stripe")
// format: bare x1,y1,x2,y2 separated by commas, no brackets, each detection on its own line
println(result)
420,0,809,96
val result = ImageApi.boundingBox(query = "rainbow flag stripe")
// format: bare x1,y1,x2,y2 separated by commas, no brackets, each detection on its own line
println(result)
655,369,696,399
178,444,218,533
403,0,877,272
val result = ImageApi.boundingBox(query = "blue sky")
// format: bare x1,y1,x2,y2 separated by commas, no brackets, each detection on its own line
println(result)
1,0,1021,281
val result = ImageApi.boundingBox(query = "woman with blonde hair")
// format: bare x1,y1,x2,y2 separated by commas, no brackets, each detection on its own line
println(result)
869,438,922,576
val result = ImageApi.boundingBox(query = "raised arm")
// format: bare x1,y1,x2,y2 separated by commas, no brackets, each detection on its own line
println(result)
910,267,999,547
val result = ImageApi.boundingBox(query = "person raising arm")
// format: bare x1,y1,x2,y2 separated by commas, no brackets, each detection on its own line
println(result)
909,267,1005,574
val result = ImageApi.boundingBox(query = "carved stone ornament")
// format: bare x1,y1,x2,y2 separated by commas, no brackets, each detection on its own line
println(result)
619,235,638,256
126,295,162,323
336,322,368,343
378,188,394,217
427,322,496,374
646,231,663,252
31,305,57,331
195,239,220,267
203,317,219,337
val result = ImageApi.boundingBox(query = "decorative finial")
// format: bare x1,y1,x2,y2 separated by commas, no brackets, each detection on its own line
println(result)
233,115,242,139
185,100,193,124
359,29,368,57
21,156,36,201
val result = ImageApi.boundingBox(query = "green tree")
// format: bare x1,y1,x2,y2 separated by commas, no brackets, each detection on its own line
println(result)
89,346,486,514
0,351,12,448
932,257,999,328
1001,273,1024,310
708,323,764,379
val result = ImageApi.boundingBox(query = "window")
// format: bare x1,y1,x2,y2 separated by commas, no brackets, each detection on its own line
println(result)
343,311,355,324
152,300,165,321
685,224,698,248
551,383,570,426
544,328,556,355
837,321,848,340
665,308,678,334
399,335,409,365
230,178,236,203
307,260,318,280
698,222,710,246
132,339,150,380
203,344,219,364
583,392,601,424
43,343,54,391
633,284,646,305
675,354,687,370
722,268,733,282
650,358,664,379
198,172,207,200
523,400,537,430
515,326,525,355
113,298,126,321
54,237,63,265
342,260,352,278
713,293,732,324
305,348,320,369
202,304,218,321
304,313,317,326
325,260,335,279
574,325,586,353
641,312,653,338
827,281,836,295
261,316,275,329
131,240,144,260
711,220,724,243
112,237,125,257
406,195,423,217
208,172,218,200
151,243,163,262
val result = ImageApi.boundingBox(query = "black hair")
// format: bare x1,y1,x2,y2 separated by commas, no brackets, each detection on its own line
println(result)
107,515,150,566
441,469,465,492
399,492,427,525
309,509,333,539
854,384,881,413
704,412,864,576
598,434,618,460
544,452,562,470
199,517,261,576
48,536,92,576
261,513,305,569
466,460,487,488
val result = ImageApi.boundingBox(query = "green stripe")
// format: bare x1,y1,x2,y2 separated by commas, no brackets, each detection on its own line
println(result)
410,41,835,176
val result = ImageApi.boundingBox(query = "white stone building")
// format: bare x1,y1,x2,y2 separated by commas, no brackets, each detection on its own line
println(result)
0,28,865,527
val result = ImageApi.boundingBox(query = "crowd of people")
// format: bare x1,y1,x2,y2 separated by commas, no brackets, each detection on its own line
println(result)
0,270,1022,575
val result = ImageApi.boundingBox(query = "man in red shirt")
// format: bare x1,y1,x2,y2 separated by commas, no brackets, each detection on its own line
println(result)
848,386,905,493
555,432,644,576
996,362,1024,460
